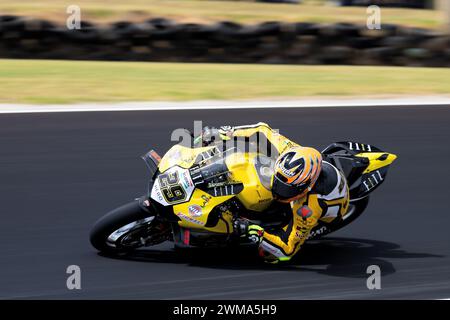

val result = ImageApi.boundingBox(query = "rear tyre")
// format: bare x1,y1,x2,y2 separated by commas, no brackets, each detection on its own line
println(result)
308,196,369,240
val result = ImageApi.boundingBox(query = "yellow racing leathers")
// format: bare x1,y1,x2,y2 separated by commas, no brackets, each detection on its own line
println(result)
258,161,350,263
218,122,350,263
217,122,299,156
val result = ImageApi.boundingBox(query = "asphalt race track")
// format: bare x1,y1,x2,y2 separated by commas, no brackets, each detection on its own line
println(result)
0,105,449,299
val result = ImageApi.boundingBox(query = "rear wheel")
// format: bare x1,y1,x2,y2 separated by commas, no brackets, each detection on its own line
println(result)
89,200,171,255
308,196,369,240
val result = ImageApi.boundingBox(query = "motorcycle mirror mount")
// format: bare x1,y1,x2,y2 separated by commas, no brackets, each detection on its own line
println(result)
141,149,161,178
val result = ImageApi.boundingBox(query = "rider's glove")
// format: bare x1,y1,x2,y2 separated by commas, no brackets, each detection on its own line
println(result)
193,126,220,147
202,126,219,145
194,126,235,147
247,225,265,244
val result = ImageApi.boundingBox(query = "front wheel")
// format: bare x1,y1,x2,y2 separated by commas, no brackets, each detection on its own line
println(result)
89,200,170,255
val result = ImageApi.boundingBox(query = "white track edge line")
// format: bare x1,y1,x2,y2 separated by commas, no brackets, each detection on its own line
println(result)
1,97,450,114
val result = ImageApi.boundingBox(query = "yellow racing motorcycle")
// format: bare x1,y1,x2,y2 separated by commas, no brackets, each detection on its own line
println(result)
90,141,396,255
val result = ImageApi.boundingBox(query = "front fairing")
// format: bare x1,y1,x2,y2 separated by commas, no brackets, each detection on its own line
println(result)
149,144,276,234
157,144,216,173
150,144,233,232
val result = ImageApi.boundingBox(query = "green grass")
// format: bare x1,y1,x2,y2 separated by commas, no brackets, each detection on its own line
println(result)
0,0,444,29
1,59,450,104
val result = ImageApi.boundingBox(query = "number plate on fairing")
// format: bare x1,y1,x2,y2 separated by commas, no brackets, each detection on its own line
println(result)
151,166,195,206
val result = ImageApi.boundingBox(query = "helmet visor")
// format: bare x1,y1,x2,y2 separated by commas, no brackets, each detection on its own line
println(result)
272,175,309,200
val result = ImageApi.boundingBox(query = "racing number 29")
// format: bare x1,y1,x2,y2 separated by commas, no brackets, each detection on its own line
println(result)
159,172,186,203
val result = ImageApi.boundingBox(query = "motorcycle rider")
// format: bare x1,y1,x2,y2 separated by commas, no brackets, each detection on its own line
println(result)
197,122,350,264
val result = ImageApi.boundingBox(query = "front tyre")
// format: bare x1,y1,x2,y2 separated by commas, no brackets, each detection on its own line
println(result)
89,200,170,255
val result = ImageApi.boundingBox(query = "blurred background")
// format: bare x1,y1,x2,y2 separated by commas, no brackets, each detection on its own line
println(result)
0,0,449,104
1,1,450,300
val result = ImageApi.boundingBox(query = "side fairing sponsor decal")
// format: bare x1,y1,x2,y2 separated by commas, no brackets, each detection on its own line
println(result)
188,204,202,217
175,212,205,226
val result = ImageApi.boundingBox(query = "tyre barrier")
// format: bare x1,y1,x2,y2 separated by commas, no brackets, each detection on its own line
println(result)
0,16,449,66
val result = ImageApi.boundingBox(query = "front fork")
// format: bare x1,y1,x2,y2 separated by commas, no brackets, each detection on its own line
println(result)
136,195,173,246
